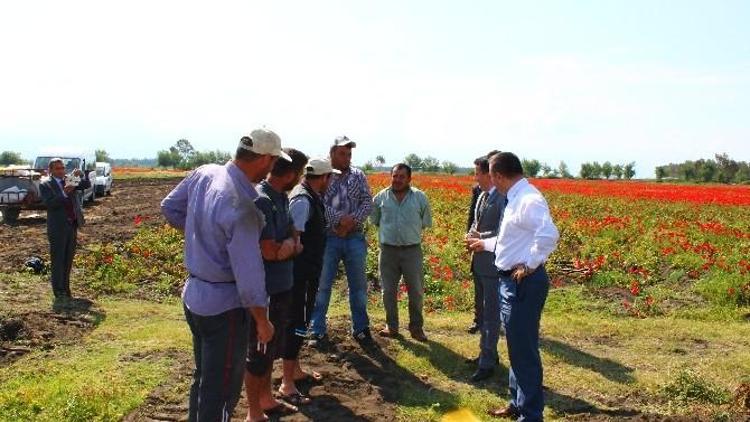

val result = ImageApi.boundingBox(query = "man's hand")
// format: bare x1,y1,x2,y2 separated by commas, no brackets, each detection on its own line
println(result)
511,263,530,283
63,185,76,194
256,319,275,344
464,230,480,250
277,238,297,260
72,169,82,177
468,239,486,252
294,237,304,255
335,215,356,237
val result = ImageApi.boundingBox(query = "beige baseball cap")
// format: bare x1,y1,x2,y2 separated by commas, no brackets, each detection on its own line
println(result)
238,128,292,161
305,158,341,175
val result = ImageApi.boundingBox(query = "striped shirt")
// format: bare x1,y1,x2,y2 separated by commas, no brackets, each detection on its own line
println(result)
323,166,373,233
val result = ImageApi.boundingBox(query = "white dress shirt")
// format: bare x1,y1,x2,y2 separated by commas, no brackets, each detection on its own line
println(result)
482,178,559,271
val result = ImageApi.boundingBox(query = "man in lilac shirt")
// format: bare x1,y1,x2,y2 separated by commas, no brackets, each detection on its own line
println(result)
161,128,291,422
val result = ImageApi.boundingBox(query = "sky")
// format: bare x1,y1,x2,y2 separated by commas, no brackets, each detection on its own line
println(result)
1,0,748,177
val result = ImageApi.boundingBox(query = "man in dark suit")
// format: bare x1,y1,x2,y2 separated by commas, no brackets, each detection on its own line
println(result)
465,153,506,382
39,158,90,299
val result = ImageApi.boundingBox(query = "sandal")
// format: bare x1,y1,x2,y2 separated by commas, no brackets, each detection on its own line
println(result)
263,401,298,416
279,391,312,406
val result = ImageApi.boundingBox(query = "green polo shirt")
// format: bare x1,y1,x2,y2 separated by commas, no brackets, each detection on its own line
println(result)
370,186,432,246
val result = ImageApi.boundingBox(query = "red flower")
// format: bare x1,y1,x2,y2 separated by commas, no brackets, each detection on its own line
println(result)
629,280,640,296
728,287,736,296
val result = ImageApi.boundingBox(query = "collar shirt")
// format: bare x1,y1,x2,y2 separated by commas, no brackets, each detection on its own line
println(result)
370,186,432,246
481,178,559,271
323,167,372,233
54,177,68,198
161,161,267,316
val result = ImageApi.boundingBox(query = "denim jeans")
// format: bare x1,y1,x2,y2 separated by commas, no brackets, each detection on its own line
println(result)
310,232,370,336
499,266,549,422
183,305,249,422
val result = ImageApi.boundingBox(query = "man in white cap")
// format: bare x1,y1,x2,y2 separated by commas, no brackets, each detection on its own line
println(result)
161,128,290,422
309,136,375,345
279,158,340,404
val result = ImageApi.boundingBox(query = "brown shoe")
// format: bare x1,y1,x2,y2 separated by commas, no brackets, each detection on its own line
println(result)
487,405,519,419
409,327,428,342
378,326,399,338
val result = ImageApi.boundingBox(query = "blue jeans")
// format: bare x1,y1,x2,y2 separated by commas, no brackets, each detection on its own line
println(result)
310,232,370,336
499,266,549,422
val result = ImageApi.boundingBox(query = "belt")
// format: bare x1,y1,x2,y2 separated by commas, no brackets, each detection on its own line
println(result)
382,243,420,249
497,269,514,277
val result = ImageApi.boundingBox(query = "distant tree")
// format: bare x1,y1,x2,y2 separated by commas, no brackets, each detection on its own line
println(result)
591,162,603,179
189,150,232,168
375,155,386,168
441,161,457,175
521,159,541,177
540,163,559,178
601,161,613,179
714,153,739,183
623,162,636,180
422,156,440,172
175,139,195,163
95,149,111,163
404,153,423,171
362,161,374,173
655,167,667,181
698,160,717,182
157,147,182,168
558,161,573,178
580,162,593,179
612,164,624,180
0,151,26,166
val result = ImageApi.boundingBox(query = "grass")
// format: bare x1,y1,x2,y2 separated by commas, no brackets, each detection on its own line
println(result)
1,280,748,421
0,297,190,422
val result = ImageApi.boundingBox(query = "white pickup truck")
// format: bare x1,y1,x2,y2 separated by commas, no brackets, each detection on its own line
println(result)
0,151,97,223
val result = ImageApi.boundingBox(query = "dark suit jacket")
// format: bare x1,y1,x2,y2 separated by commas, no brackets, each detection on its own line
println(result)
39,176,90,230
470,188,506,277
466,184,481,232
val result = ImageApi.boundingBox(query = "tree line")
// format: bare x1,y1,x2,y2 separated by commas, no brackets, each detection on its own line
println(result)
655,153,750,184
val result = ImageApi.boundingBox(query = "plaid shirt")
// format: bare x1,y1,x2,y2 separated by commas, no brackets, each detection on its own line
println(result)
323,166,372,233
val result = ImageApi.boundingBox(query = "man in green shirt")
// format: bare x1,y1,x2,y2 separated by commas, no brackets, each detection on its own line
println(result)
370,163,432,342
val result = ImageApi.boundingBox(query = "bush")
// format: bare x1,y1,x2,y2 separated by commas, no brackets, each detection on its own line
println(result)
660,368,731,405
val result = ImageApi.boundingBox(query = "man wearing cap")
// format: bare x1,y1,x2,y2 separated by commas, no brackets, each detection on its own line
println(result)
309,135,374,344
469,152,559,421
161,128,289,422
371,163,432,342
244,148,308,420
278,158,339,403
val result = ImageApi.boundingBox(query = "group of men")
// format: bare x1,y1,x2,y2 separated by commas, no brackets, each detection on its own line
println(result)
152,126,560,422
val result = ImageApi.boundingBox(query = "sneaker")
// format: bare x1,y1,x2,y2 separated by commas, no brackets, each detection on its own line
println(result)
307,333,327,349
353,328,373,344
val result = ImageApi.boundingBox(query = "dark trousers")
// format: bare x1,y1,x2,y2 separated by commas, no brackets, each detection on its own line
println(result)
473,275,484,326
247,290,291,375
283,274,320,360
184,305,249,422
499,266,549,422
476,273,501,369
48,223,76,298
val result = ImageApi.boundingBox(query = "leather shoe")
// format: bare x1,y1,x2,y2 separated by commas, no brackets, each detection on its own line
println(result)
378,326,399,338
409,327,428,342
487,405,519,419
467,322,480,334
470,367,494,382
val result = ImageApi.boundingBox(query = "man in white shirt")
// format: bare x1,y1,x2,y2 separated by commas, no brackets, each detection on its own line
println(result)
469,152,559,421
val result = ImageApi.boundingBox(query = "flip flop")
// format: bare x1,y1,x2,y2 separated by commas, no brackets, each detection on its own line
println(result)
263,401,298,416
279,391,312,406
294,370,323,383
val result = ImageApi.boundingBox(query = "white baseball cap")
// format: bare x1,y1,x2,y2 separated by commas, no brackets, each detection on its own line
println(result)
238,128,292,161
332,135,356,148
305,158,341,175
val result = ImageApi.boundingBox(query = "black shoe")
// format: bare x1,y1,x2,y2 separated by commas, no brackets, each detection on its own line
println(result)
467,322,480,334
307,333,328,349
470,367,495,382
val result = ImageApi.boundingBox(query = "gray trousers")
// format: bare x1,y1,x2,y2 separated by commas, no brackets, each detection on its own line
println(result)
476,273,501,369
379,244,424,331
48,223,76,298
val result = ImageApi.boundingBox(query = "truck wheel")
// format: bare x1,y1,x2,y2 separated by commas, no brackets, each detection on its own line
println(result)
2,207,21,224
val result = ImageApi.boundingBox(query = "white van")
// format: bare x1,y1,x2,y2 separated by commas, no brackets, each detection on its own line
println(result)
95,162,113,195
